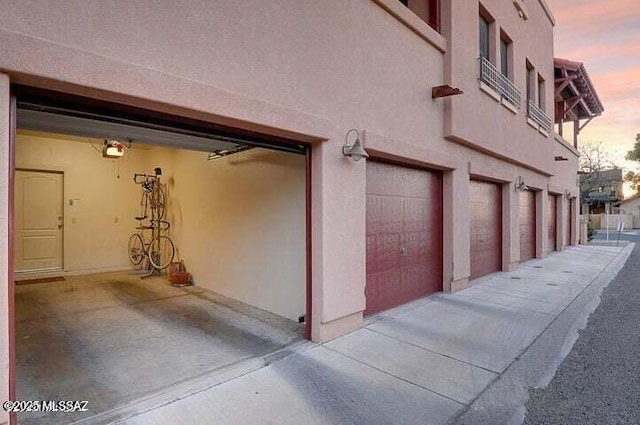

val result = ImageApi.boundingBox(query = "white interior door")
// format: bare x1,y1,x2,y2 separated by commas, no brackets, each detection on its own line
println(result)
14,170,64,272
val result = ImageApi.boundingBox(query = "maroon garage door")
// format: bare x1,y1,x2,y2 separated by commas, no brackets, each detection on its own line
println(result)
365,161,442,316
565,201,572,246
470,180,502,279
547,194,557,252
519,191,536,262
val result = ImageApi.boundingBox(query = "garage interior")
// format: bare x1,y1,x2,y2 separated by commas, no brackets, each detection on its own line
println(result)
12,89,308,424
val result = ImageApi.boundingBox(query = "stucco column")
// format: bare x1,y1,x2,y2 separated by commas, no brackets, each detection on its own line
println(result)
537,189,547,257
560,195,569,249
503,183,519,271
311,136,366,342
444,167,470,292
571,197,578,245
0,73,11,425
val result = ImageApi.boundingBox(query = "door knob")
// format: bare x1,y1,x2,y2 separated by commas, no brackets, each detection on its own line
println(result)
400,246,408,256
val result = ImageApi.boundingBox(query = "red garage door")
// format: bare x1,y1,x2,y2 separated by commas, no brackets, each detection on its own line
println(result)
548,194,557,252
470,180,502,279
565,200,572,246
365,161,442,316
519,191,536,262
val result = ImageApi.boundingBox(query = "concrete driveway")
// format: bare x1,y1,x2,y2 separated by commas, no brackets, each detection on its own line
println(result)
114,244,632,425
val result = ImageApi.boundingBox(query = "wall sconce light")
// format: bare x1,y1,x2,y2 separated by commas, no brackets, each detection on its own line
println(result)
565,190,576,200
342,129,369,162
515,176,528,192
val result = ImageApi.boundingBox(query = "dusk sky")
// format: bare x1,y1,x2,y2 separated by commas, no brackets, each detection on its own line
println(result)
546,0,640,178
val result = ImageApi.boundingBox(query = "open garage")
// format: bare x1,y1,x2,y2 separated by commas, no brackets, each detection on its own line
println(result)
11,87,309,424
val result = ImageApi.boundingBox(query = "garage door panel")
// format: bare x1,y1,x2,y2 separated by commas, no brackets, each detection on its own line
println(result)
366,161,442,316
470,180,502,280
519,191,536,262
565,201,571,246
366,233,401,274
401,265,440,300
547,195,557,253
365,270,403,315
366,195,403,235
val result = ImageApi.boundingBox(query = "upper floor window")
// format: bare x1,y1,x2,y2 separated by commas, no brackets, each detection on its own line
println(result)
500,32,512,79
479,15,490,60
538,75,546,110
526,60,534,101
399,0,440,32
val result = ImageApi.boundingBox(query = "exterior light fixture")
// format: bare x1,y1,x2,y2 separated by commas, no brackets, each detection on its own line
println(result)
103,140,125,158
515,176,529,192
565,190,576,200
342,129,369,162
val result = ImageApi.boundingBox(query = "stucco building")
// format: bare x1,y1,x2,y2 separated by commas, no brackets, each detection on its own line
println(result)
0,1,601,422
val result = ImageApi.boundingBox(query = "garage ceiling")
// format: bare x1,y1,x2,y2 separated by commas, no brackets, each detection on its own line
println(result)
17,109,244,154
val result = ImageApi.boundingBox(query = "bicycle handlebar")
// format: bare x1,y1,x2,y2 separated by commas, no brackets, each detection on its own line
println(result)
133,173,158,184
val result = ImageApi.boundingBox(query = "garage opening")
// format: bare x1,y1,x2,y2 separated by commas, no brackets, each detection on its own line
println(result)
469,180,502,280
365,161,443,316
10,87,309,424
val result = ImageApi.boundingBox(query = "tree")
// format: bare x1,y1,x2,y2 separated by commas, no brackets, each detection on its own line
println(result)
624,171,640,193
624,133,640,162
578,142,620,214
579,142,616,175
624,134,640,195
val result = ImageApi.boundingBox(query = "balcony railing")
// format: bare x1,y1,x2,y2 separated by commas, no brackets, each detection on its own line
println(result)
527,100,552,133
479,56,521,109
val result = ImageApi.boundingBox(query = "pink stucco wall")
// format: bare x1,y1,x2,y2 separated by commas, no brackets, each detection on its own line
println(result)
0,3,581,404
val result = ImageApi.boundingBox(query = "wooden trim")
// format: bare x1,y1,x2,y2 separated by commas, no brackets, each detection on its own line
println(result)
8,92,17,425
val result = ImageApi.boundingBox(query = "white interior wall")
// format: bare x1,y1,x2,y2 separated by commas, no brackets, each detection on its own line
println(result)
147,147,306,322
15,131,148,274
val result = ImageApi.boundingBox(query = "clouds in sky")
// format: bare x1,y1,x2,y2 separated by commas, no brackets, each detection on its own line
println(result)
546,0,640,170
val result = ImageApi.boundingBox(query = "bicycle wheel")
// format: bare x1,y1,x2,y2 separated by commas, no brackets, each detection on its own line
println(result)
149,187,166,220
128,233,145,265
148,235,175,270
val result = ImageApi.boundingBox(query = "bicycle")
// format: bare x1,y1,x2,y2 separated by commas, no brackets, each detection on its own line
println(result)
128,219,175,270
128,167,175,270
133,168,166,221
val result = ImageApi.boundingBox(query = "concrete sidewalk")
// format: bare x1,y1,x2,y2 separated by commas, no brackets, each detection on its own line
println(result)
117,244,633,425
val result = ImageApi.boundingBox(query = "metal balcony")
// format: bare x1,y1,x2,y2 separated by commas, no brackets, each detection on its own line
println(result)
527,100,552,133
479,56,521,109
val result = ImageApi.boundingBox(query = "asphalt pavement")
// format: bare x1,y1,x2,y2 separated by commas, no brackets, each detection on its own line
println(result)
524,231,640,424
